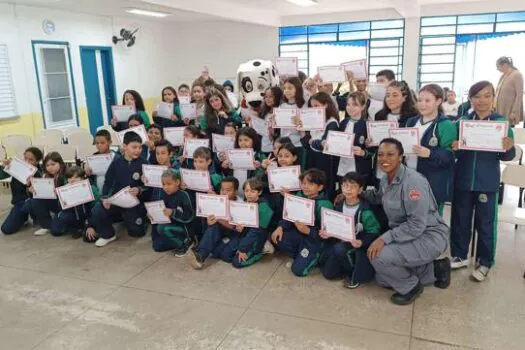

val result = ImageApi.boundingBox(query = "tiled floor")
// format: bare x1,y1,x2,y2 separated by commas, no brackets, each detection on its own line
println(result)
1,187,525,349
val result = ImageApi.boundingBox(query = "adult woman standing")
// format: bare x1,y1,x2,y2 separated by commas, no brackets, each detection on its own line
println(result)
365,138,450,305
495,57,523,126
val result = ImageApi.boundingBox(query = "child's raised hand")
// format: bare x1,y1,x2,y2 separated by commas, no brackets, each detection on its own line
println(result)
451,140,459,151
413,145,430,158
207,215,217,226
237,251,248,262
171,114,179,122
294,222,310,234
102,199,111,209
365,137,373,148
218,111,228,120
350,239,363,248
503,137,514,151
180,181,187,190
253,160,261,169
279,186,291,196
353,146,365,157
235,225,244,233
271,227,283,244
319,230,330,239
221,160,231,169
2,158,12,167
218,152,227,162
128,187,140,197
183,117,190,125
163,208,173,218
27,185,35,194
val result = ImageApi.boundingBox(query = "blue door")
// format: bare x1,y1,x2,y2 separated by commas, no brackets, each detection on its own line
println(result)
80,46,117,135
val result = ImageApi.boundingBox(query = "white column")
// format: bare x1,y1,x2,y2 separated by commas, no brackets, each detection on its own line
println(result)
403,17,421,89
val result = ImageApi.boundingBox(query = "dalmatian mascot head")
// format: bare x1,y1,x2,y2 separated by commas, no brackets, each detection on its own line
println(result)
236,59,280,118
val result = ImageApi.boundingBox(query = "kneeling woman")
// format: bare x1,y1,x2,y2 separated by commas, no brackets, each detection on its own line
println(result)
364,138,450,305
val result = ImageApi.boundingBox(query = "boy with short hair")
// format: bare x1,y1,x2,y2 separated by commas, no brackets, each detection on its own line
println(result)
90,131,148,247
319,172,382,289
271,168,333,277
85,129,115,192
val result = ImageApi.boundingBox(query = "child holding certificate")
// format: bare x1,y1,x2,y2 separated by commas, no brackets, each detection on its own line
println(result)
405,84,457,214
142,140,176,203
318,172,382,289
173,125,203,170
145,124,163,164
374,81,418,126
300,92,340,199
200,88,241,135
0,147,43,235
271,168,333,277
253,86,284,154
85,129,116,192
111,89,150,130
189,82,206,126
335,92,372,185
450,81,515,282
31,152,67,236
149,169,195,254
152,86,183,129
50,166,99,239
90,132,149,247
279,77,307,167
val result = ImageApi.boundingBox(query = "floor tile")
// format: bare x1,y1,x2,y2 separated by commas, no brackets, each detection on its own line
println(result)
410,339,479,350
250,264,413,335
126,253,284,307
0,266,117,350
33,287,245,350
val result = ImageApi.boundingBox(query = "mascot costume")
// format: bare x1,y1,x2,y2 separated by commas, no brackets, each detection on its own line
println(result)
236,59,280,119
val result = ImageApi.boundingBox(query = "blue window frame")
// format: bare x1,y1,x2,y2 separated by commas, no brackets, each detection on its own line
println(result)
418,11,525,89
279,19,405,79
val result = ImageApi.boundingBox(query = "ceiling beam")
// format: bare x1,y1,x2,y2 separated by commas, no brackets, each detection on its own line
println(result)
141,0,281,26
391,0,421,18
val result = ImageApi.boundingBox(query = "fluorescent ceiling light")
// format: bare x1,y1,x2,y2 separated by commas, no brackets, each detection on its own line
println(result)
125,8,169,17
285,0,318,6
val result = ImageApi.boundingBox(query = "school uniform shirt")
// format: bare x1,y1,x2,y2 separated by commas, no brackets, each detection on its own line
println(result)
405,119,433,170
0,165,42,205
102,155,148,200
255,198,274,231
337,117,372,178
89,151,118,192
199,110,242,135
336,200,381,248
279,102,305,148
442,101,461,117
160,189,195,226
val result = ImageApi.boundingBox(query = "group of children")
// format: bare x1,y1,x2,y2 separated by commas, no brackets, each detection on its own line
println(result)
0,67,515,287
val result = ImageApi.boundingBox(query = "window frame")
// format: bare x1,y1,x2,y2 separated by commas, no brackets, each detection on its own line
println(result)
0,44,18,120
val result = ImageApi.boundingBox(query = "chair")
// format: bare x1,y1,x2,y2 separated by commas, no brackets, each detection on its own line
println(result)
0,147,10,188
46,144,77,164
67,130,93,147
76,144,98,162
33,129,64,148
1,134,31,158
63,127,88,139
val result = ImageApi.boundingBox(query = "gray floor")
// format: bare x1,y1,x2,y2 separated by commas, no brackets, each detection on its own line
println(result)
1,187,525,350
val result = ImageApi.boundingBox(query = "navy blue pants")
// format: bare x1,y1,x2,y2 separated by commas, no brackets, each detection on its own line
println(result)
151,223,192,252
276,227,321,277
31,198,61,230
50,207,88,237
1,199,33,235
90,202,147,239
451,189,498,268
320,241,375,284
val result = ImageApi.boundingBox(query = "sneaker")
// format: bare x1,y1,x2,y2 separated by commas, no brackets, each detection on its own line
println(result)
433,257,451,289
390,283,424,306
34,228,49,236
285,259,293,269
95,236,117,247
471,266,490,282
450,257,469,270
186,248,204,269
343,276,360,289
262,240,275,255
173,242,193,258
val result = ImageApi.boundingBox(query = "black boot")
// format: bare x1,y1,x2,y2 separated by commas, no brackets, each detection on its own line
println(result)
390,283,424,305
433,257,451,289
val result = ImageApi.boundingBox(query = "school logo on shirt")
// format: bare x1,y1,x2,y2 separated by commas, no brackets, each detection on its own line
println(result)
478,193,488,203
359,136,365,145
135,217,143,225
300,248,309,258
409,189,421,201
133,172,140,180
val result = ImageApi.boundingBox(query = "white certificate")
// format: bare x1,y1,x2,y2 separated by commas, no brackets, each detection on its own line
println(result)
156,102,174,119
86,154,113,176
366,121,398,146
389,128,420,155
180,103,197,119
183,139,210,159
268,166,301,193
273,107,297,129
368,99,384,121
142,165,168,188
283,194,315,226
229,201,259,228
212,134,235,153
226,91,238,107
145,201,171,224
179,96,191,104
321,208,355,242
107,186,139,208
228,149,255,170
318,65,346,83
342,59,367,80
112,105,136,122
180,169,211,192
276,57,298,77
324,131,355,158
250,116,269,136
163,127,185,146
117,125,148,145
32,178,56,199
3,157,37,184
459,120,508,152
299,108,325,131
56,179,95,210
196,193,229,219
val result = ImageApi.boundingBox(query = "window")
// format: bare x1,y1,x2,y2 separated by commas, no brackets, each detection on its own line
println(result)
279,19,405,80
32,41,78,129
0,44,18,120
418,11,525,97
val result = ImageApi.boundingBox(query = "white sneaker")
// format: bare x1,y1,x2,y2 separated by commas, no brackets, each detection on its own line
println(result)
285,259,293,268
471,266,490,282
95,236,117,247
34,228,49,236
262,240,275,255
450,257,469,270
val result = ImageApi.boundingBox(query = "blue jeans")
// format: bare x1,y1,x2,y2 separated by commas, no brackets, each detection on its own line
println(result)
1,199,33,235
